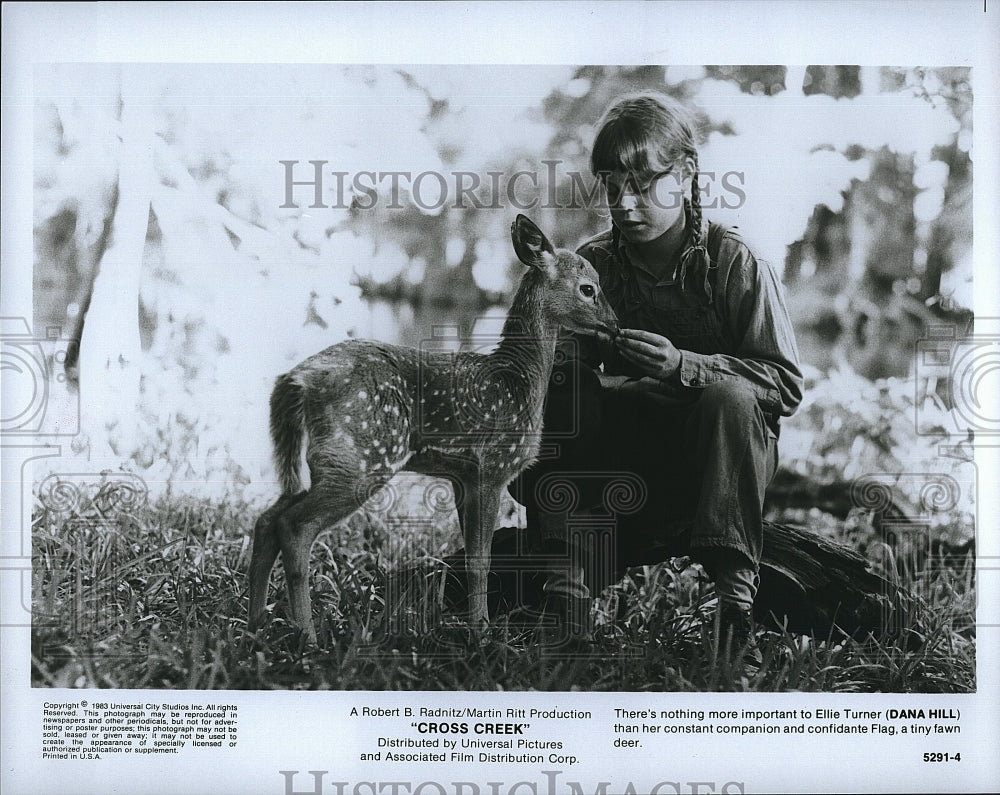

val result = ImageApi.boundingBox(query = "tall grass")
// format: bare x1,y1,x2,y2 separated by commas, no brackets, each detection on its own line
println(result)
31,484,975,692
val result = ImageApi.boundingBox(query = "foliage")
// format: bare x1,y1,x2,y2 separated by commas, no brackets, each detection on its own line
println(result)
31,64,973,496
776,363,975,549
32,480,974,693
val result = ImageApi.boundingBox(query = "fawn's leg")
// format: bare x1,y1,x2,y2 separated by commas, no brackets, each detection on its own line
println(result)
459,475,503,626
248,492,306,631
275,480,374,642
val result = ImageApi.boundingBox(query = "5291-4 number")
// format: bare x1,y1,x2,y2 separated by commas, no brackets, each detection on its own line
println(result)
923,752,961,762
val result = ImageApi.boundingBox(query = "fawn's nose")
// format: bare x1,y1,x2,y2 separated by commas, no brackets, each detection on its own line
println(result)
599,305,620,337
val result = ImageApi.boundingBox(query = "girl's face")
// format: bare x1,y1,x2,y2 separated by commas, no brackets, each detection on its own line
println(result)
602,158,694,245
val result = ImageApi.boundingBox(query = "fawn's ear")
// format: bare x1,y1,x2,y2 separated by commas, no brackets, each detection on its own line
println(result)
511,214,555,270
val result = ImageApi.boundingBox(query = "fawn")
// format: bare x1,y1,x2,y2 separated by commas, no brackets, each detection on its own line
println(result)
247,215,619,641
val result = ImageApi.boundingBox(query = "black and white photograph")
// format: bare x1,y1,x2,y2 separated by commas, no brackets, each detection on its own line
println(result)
3,2,998,794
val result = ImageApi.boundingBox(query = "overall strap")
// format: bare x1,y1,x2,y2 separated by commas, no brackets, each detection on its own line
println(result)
680,221,729,305
696,220,729,307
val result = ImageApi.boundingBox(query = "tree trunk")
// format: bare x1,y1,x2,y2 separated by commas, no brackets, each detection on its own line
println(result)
79,67,152,462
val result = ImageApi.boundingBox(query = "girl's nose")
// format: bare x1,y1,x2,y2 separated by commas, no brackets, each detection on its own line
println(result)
618,193,640,211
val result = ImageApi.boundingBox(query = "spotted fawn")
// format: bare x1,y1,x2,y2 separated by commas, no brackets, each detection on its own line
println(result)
247,214,619,641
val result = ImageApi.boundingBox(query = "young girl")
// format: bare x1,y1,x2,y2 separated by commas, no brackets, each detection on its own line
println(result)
515,91,803,655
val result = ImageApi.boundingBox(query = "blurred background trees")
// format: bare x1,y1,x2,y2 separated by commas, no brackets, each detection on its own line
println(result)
32,64,973,528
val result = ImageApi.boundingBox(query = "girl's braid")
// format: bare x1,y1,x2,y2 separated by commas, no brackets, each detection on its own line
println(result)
687,151,703,251
678,150,714,303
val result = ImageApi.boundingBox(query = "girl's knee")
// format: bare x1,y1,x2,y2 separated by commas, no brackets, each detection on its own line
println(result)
699,379,758,416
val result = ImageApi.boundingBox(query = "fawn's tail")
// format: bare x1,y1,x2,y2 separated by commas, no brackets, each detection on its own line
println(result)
269,372,306,494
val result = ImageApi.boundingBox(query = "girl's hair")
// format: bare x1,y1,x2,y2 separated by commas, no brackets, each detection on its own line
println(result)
591,92,713,299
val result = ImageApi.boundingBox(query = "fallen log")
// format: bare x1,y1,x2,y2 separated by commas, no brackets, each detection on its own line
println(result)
389,521,924,643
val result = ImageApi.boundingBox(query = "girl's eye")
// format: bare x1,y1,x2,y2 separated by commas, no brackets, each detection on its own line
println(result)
604,169,675,203
605,182,626,202
580,284,596,298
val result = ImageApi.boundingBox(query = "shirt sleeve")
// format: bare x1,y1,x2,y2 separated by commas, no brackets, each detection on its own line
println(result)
674,240,804,418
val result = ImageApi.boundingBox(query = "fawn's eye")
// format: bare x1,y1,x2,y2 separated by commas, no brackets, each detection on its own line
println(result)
580,284,595,299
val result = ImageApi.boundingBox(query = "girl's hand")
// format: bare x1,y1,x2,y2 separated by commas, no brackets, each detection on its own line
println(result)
615,329,681,381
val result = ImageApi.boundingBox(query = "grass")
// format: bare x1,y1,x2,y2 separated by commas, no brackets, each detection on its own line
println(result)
31,482,976,692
